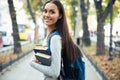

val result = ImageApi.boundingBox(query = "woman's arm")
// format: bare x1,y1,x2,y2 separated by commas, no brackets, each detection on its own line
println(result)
30,35,61,78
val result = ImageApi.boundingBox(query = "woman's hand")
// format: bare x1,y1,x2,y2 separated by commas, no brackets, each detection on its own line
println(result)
32,56,42,64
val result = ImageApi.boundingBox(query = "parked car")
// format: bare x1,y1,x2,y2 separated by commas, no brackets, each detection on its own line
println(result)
0,29,13,47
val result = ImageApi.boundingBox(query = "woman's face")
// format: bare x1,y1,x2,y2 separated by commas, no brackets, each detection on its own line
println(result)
42,2,61,27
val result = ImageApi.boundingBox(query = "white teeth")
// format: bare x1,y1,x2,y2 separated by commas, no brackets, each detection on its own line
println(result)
45,18,51,21
45,19,50,21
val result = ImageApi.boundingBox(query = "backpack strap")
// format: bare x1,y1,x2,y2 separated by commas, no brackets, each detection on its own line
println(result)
46,30,60,55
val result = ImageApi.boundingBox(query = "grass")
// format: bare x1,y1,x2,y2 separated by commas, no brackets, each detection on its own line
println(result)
83,42,120,80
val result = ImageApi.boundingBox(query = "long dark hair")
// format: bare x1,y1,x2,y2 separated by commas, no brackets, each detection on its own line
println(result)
43,0,82,65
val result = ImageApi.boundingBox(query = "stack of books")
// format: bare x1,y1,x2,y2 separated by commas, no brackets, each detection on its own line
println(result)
33,45,51,66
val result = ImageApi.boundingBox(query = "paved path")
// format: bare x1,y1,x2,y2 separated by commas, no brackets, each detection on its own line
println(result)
0,51,102,80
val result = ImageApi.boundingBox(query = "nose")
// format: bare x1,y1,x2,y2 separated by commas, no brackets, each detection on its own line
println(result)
45,12,50,17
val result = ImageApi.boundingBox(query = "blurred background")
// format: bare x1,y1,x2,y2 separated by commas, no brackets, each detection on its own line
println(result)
0,0,120,80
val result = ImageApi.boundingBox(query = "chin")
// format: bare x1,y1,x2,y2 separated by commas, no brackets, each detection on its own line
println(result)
45,23,53,26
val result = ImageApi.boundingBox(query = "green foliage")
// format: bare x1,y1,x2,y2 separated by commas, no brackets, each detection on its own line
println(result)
102,0,109,11
30,0,44,11
22,0,45,20
105,0,120,25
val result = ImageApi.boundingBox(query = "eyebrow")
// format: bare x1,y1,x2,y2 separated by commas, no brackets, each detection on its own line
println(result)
44,8,56,11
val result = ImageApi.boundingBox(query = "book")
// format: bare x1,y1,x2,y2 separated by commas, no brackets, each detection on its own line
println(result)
35,52,51,66
33,45,51,66
33,45,48,54
34,45,48,50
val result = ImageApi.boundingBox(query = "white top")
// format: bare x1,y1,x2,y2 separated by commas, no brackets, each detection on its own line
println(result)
30,35,62,80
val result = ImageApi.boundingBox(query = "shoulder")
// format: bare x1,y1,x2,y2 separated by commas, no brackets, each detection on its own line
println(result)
49,30,61,40
51,30,60,36
51,35,61,41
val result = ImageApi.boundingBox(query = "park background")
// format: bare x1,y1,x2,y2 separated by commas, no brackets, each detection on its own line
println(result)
0,0,120,80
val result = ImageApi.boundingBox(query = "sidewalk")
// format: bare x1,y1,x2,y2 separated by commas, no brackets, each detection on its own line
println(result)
0,51,102,80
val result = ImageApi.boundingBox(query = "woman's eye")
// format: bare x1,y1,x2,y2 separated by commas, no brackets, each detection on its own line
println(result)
43,9,47,13
43,9,55,14
50,10,55,14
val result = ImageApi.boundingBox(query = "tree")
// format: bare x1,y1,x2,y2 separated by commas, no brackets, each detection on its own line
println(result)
94,0,116,55
8,0,22,54
80,0,91,46
26,0,39,44
71,0,78,36
25,0,46,44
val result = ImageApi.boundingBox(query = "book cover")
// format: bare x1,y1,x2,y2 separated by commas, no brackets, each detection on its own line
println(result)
33,45,48,54
35,52,51,66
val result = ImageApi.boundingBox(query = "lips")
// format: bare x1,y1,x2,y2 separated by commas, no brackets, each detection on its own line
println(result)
44,19,50,22
44,18,52,23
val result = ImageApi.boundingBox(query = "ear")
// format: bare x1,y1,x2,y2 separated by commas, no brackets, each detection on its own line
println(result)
58,14,62,19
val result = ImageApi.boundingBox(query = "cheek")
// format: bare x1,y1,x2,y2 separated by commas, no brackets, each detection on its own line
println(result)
54,15,60,21
53,17,59,24
42,14,45,19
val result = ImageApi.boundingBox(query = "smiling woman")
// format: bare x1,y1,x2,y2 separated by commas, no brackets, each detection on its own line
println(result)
30,0,85,80
42,2,62,28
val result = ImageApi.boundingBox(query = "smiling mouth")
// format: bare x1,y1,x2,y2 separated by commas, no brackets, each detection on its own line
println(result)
45,19,50,21
44,19,52,22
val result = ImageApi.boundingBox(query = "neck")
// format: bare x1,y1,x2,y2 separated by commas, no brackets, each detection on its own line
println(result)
46,27,56,37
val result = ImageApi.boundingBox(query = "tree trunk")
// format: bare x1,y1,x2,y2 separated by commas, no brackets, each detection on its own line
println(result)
97,20,105,54
80,0,91,46
94,0,116,55
8,0,22,54
26,0,39,44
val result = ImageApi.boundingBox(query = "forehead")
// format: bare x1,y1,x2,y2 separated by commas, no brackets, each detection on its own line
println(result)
44,2,58,10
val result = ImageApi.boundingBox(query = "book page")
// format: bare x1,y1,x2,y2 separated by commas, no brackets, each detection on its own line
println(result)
35,52,51,59
34,46,48,50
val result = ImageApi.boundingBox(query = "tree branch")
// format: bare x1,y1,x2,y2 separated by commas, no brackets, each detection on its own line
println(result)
101,0,116,21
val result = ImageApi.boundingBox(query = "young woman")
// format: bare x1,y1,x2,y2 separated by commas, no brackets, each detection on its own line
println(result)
30,0,85,80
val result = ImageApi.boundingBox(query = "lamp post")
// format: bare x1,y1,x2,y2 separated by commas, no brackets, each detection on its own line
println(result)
108,0,113,60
